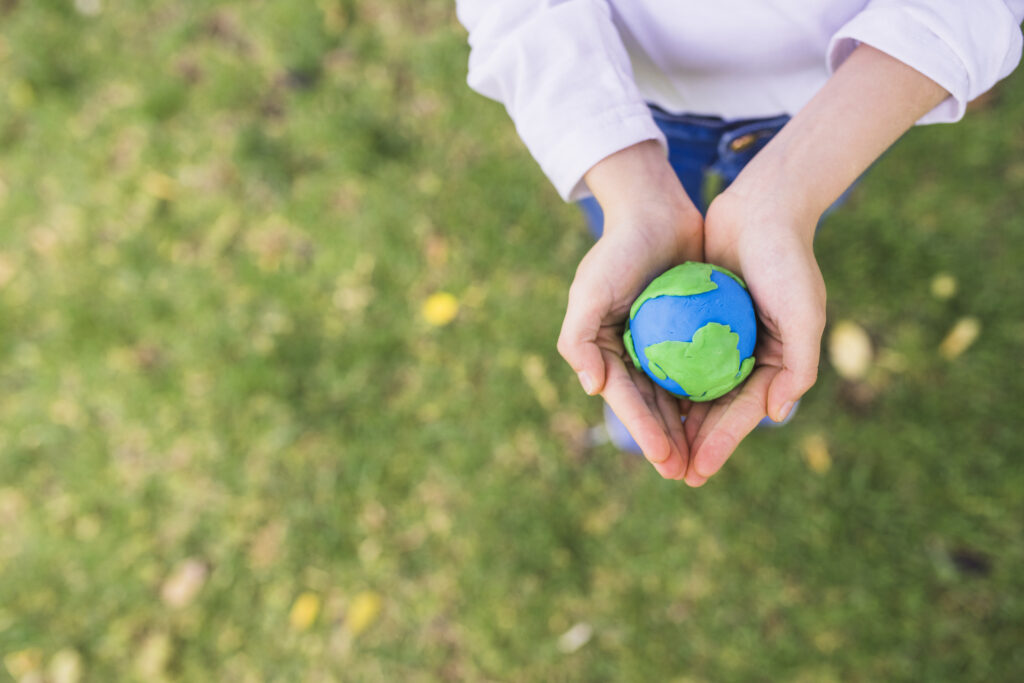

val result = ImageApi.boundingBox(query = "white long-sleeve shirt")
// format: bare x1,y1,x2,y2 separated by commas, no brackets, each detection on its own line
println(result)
457,1,1024,201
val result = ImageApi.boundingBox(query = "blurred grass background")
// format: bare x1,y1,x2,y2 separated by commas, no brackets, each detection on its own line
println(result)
1,1,1023,681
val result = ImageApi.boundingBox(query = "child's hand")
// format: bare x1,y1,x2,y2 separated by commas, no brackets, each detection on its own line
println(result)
558,141,704,479
675,45,949,486
681,189,826,486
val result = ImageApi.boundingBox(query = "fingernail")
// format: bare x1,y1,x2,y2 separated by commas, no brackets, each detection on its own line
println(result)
694,460,717,479
777,401,795,422
578,371,596,395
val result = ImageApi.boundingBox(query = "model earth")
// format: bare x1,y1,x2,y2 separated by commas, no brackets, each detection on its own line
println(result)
623,261,757,402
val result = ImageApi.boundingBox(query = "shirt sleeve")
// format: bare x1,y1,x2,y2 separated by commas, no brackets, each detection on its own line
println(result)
827,0,1024,124
456,0,666,202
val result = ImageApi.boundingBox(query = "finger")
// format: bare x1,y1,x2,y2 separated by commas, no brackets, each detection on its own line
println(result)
601,349,686,479
683,398,731,486
653,383,689,479
557,280,609,396
765,308,824,422
627,364,688,480
687,473,708,487
683,400,712,450
689,366,778,481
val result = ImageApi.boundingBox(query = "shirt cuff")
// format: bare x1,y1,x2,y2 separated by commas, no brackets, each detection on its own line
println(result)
827,7,970,124
530,103,667,202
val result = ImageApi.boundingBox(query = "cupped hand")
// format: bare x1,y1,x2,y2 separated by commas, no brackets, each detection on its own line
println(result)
558,206,704,479
680,190,826,486
556,142,704,479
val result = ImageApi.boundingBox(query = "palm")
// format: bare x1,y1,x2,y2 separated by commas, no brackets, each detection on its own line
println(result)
680,198,825,485
560,218,703,480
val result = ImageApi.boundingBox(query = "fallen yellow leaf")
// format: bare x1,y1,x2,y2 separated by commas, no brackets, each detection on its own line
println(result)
142,171,178,201
827,321,872,381
939,317,980,360
345,590,382,637
930,273,957,300
290,591,321,631
422,292,459,326
800,433,832,474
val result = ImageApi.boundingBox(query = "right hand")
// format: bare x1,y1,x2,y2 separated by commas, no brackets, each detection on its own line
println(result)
557,141,705,480
679,189,826,486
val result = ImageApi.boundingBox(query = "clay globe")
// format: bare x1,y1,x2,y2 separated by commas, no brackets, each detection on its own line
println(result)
623,261,757,402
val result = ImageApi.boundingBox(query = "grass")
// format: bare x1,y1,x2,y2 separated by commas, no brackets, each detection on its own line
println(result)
1,1,1023,681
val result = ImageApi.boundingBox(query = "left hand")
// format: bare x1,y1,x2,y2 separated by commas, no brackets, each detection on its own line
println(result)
673,43,950,486
680,188,826,486
557,141,705,480
558,205,703,480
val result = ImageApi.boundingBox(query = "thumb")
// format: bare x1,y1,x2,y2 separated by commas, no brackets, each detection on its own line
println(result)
765,307,824,422
557,282,609,396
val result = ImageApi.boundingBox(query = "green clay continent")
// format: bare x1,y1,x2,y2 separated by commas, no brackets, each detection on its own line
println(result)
629,262,716,321
623,328,642,370
628,262,748,321
713,265,747,290
644,322,755,401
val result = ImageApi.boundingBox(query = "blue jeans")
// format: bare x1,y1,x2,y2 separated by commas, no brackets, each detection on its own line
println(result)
579,106,791,237
579,107,817,451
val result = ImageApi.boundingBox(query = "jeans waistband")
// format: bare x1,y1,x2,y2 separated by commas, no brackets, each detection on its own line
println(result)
648,104,790,164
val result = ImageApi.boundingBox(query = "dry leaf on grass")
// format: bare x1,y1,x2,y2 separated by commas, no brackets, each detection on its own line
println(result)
800,433,832,474
422,292,459,326
142,171,178,201
160,558,208,609
345,590,382,637
939,317,980,359
828,321,873,381
930,273,957,299
557,622,593,654
289,592,321,631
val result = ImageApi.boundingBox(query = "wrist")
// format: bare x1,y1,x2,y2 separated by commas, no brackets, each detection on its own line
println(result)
705,182,818,262
723,138,829,235
585,140,701,233
718,43,949,236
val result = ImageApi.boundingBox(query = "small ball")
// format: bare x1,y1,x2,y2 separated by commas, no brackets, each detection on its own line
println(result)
623,261,757,402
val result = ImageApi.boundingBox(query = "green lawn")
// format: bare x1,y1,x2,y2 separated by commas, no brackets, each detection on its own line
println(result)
1,2,1023,681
